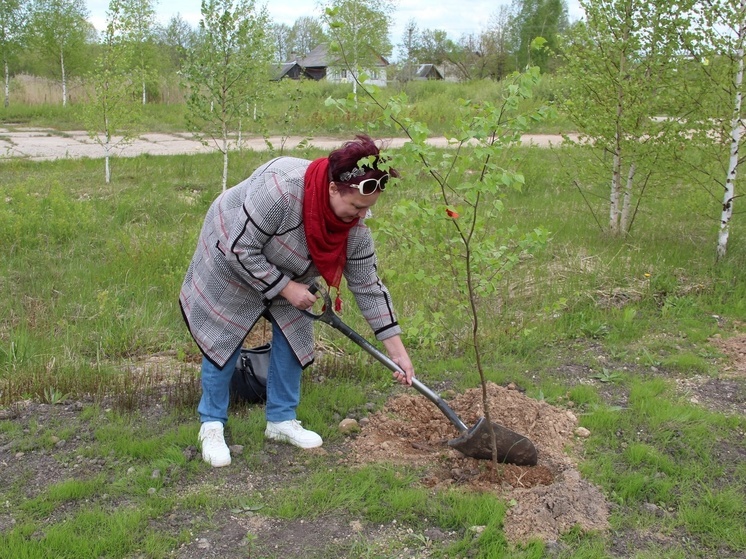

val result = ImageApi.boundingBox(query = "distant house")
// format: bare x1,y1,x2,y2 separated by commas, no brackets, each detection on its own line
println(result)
273,61,304,81
414,64,444,80
273,43,390,87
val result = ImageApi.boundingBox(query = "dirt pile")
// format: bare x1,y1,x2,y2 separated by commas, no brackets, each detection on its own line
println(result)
345,381,610,544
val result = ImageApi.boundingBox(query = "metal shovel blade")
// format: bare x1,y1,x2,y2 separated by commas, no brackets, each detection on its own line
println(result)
448,417,538,466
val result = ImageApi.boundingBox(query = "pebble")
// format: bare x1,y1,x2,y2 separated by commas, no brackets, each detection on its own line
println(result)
339,418,360,434
575,427,591,438
229,445,244,456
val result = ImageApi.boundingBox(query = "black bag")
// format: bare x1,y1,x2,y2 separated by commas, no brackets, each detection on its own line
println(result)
230,343,271,403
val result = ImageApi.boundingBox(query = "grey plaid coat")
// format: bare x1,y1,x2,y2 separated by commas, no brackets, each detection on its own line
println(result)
179,156,401,369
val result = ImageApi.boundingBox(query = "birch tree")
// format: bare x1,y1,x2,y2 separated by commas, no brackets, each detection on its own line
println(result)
322,0,393,96
182,0,272,191
82,0,141,183
118,0,158,105
678,0,746,260
0,0,27,107
560,0,694,235
28,0,92,106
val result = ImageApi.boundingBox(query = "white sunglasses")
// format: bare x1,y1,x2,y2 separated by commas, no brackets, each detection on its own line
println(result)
347,174,389,195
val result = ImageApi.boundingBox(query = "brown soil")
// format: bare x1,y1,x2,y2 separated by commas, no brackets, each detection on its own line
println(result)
345,382,609,544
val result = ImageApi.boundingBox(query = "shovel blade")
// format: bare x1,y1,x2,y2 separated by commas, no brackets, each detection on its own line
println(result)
447,417,538,466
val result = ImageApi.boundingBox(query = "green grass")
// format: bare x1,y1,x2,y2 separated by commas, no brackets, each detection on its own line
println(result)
1,110,745,557
1,78,571,136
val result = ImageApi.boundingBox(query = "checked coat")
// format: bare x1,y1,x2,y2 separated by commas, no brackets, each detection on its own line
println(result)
179,156,402,369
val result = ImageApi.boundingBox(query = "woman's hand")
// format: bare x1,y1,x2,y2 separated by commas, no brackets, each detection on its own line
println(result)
382,335,415,386
280,281,318,310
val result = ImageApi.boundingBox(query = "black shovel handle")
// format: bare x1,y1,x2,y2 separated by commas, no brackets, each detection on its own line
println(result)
303,283,468,433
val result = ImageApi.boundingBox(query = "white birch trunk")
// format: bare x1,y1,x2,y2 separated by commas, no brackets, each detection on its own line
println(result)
221,123,229,192
60,49,67,107
718,15,745,260
105,116,112,183
142,79,146,105
609,36,628,236
620,162,636,234
609,150,622,234
4,59,9,108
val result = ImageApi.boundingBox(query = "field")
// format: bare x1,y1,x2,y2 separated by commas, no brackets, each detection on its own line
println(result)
1,82,746,558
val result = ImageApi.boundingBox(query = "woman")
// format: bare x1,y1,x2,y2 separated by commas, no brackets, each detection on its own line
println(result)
180,135,415,467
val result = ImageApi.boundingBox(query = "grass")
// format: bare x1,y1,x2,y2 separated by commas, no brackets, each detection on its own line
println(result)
1,107,745,557
1,78,573,136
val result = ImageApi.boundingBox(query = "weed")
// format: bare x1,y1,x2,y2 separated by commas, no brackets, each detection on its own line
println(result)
42,386,69,405
591,368,624,383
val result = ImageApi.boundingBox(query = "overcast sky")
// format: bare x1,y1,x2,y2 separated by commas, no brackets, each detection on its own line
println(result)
86,0,584,59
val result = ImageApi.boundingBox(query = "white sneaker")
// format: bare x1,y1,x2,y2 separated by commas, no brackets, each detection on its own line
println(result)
198,421,231,467
265,420,323,449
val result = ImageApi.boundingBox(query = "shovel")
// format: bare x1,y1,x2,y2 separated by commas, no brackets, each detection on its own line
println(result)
304,283,538,466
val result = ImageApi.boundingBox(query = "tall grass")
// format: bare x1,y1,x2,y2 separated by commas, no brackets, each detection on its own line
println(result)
1,77,571,135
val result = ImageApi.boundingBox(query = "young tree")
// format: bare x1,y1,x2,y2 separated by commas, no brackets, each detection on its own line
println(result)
0,0,28,107
182,0,273,191
28,0,93,106
322,0,394,96
118,0,158,104
82,0,141,183
327,58,551,466
560,0,693,236
678,0,746,260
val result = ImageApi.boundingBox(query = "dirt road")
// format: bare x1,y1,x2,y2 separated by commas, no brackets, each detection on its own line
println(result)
0,127,570,162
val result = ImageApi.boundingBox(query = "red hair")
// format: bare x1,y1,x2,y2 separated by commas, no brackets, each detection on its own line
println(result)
328,135,399,193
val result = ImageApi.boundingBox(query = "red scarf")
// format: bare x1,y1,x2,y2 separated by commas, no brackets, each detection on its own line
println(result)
303,158,358,309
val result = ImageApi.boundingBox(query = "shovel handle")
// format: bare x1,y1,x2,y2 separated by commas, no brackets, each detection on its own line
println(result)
304,283,468,433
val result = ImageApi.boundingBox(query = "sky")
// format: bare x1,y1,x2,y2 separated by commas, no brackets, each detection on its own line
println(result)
85,0,584,60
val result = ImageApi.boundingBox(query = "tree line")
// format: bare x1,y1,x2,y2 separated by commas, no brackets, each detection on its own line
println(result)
0,0,573,108
1,0,744,258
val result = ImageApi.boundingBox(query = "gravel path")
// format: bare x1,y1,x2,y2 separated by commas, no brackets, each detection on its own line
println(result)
0,127,571,162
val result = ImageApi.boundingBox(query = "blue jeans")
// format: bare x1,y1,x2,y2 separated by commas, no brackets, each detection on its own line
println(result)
198,317,302,424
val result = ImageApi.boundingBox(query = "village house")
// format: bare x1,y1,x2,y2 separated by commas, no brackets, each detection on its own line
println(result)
273,43,390,87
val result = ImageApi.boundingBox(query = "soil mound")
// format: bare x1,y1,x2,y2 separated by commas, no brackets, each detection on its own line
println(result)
346,381,610,543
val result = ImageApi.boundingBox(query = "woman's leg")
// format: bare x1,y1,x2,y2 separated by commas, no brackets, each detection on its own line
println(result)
264,318,302,423
197,345,242,424
263,318,322,448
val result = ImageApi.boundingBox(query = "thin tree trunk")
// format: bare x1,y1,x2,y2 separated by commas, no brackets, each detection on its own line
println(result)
60,49,67,107
610,149,622,234
718,15,744,260
221,123,229,192
620,162,636,233
4,58,9,108
105,115,112,183
609,22,630,236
